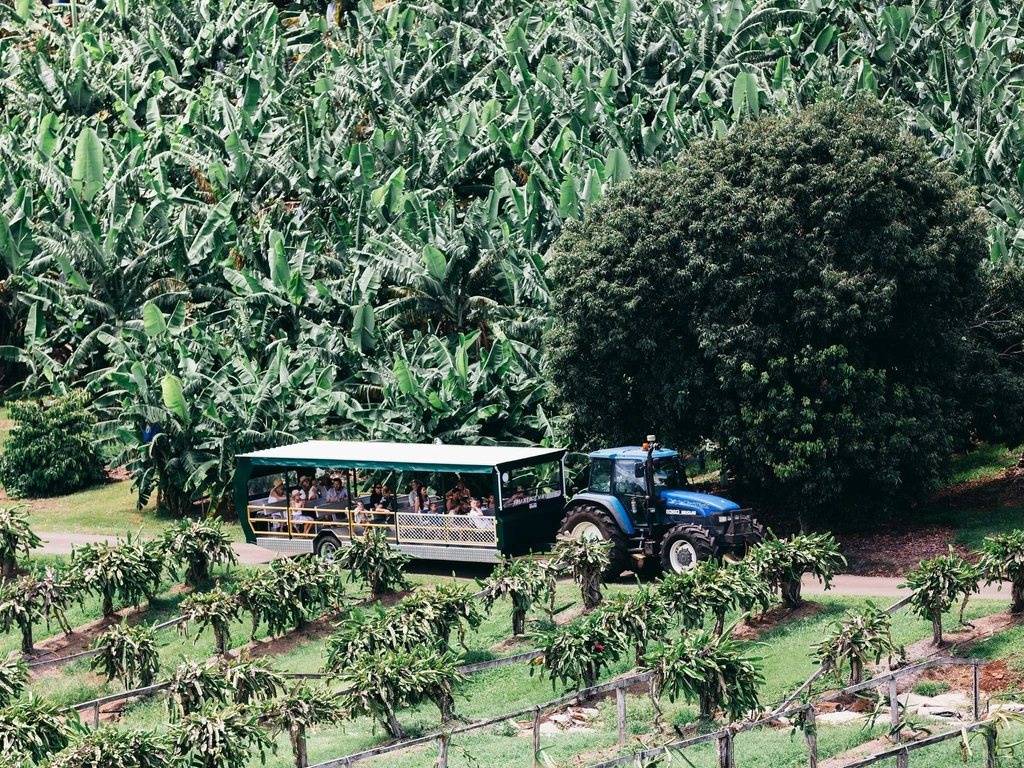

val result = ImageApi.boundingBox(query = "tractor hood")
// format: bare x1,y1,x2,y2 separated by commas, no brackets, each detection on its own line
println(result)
660,490,741,516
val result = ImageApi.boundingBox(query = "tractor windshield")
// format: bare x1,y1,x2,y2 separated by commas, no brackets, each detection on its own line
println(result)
652,457,685,491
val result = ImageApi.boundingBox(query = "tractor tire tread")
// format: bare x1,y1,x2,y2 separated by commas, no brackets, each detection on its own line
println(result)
660,524,716,574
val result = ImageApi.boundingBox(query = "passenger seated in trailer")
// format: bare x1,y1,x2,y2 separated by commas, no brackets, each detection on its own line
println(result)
324,476,348,504
446,477,471,511
299,475,319,502
266,478,287,505
407,480,424,512
468,497,494,529
318,473,332,497
352,500,369,523
289,490,315,534
506,484,528,505
369,483,384,509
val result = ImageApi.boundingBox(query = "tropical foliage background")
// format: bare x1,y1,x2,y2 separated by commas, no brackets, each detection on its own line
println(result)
3,0,1024,511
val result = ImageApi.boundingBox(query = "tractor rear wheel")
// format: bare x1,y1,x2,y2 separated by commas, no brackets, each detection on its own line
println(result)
558,504,631,580
660,525,716,574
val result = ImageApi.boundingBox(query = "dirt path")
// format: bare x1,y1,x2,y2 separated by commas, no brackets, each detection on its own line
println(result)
33,531,275,564
802,574,1007,600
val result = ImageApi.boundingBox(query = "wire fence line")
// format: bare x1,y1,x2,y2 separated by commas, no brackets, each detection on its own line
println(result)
304,656,990,768
60,647,550,728
300,592,981,768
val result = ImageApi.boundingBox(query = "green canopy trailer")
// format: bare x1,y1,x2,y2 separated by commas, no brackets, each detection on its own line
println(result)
234,441,567,563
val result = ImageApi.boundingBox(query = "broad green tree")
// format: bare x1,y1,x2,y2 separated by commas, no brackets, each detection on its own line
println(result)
547,95,1002,529
0,392,105,499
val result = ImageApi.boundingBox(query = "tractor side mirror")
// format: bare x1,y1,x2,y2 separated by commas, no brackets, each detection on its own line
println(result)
634,462,644,478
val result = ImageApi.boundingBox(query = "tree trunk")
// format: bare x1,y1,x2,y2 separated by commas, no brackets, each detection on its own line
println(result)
635,642,646,668
782,578,802,609
1013,580,1024,614
215,624,228,657
850,657,862,686
699,688,716,721
1,555,15,579
437,692,454,722
714,610,726,637
932,613,943,646
512,609,525,636
290,725,307,768
386,710,405,740
19,620,32,654
583,575,601,611
102,594,114,617
189,556,209,587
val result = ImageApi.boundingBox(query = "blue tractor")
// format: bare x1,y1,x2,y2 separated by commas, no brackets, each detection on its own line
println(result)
558,437,764,576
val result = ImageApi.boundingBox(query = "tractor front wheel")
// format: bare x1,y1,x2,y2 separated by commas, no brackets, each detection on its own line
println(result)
660,525,716,574
558,505,631,580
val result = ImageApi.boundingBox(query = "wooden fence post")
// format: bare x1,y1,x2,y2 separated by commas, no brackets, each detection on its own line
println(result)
889,678,900,744
804,706,817,768
93,701,100,728
532,706,541,768
974,663,981,722
717,729,734,768
437,733,448,768
986,726,997,768
616,685,627,747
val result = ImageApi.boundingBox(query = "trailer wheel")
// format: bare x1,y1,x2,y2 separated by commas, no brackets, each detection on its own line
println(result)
558,504,630,580
314,533,343,561
660,525,716,574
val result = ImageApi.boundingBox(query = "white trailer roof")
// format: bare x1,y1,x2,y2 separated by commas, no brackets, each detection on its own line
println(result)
237,440,566,473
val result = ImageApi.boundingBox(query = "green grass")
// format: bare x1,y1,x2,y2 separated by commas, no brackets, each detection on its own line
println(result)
949,444,1022,486
917,504,1024,551
912,680,951,697
3,480,245,541
0,406,10,451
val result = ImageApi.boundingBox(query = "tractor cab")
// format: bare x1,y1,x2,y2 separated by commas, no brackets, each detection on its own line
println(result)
585,444,739,530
